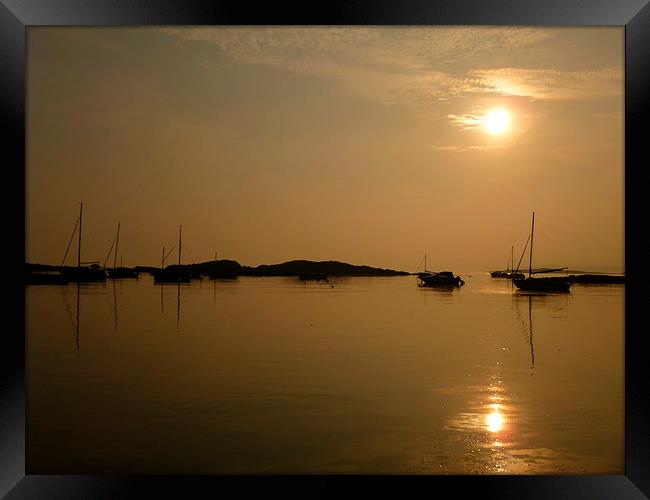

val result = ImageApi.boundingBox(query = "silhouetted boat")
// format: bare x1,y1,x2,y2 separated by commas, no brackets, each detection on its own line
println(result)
492,271,525,279
515,276,571,291
154,268,192,283
60,203,107,282
490,269,525,279
491,246,525,279
415,254,437,281
153,226,192,283
416,254,464,287
514,212,570,292
104,222,139,279
107,267,139,279
25,272,69,285
299,272,328,281
200,258,241,280
418,271,465,287
62,265,107,282
566,274,625,284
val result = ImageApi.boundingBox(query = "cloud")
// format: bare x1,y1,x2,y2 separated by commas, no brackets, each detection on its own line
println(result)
428,144,502,153
447,113,485,131
159,27,620,107
467,67,623,100
159,27,623,153
160,26,552,72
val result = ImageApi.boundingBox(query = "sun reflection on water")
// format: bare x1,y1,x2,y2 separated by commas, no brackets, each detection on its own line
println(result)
440,379,518,473
486,407,505,433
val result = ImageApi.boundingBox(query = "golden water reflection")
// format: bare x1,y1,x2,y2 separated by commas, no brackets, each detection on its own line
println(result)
434,290,606,474
439,367,582,474
27,275,622,474
442,377,523,473
486,405,505,433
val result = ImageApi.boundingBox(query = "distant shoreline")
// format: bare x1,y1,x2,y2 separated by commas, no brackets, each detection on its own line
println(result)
25,259,411,278
25,260,625,281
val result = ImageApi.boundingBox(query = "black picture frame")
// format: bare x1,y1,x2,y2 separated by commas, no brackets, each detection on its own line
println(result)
2,1,648,498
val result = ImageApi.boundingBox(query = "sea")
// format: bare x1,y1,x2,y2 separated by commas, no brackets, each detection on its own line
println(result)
26,272,624,474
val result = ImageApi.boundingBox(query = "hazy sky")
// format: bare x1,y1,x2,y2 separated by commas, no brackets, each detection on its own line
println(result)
27,27,624,271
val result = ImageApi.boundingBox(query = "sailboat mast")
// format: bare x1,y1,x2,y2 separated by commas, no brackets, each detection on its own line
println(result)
510,245,514,273
161,246,165,269
178,226,182,266
424,253,427,272
113,222,121,269
61,215,80,267
77,202,83,268
528,212,535,277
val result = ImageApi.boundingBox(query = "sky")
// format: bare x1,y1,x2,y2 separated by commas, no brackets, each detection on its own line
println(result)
27,27,624,272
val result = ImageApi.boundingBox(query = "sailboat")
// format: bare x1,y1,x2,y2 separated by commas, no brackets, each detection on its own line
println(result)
207,252,239,280
60,202,107,282
416,254,433,281
105,222,139,279
490,246,524,279
416,254,464,287
513,212,570,292
153,226,192,284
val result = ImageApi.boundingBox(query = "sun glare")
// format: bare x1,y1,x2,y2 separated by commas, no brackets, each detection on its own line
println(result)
484,109,511,135
486,410,505,433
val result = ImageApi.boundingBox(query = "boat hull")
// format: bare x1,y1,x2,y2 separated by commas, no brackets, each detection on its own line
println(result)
514,277,571,292
490,271,525,279
61,268,107,282
153,270,192,283
566,274,625,284
107,267,139,279
419,278,463,287
418,271,464,287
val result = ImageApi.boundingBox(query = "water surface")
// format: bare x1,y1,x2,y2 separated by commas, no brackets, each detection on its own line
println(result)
27,273,624,474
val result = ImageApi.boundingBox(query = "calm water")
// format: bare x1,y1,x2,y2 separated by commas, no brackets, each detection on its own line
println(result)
26,273,624,474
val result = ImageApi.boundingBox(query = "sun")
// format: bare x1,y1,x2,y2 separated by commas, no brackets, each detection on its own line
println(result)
484,108,511,135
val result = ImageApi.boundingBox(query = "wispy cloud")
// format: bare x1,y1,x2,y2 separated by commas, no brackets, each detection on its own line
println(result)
467,68,623,100
160,26,552,71
447,113,485,131
159,27,622,154
428,144,502,153
160,27,620,107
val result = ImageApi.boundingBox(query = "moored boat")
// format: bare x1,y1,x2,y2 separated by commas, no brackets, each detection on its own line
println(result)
491,245,525,279
566,274,624,284
25,272,69,285
415,254,464,287
104,222,139,279
491,270,525,279
514,276,571,292
107,267,139,279
514,212,570,293
59,202,107,282
418,270,464,287
61,265,107,282
153,268,192,283
153,226,193,284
